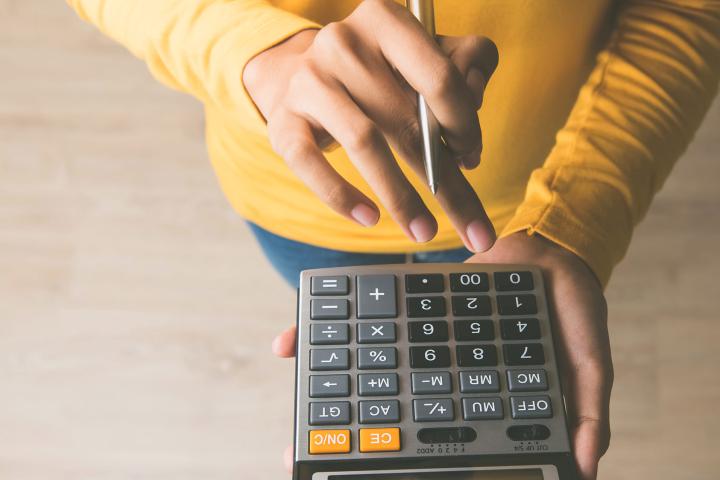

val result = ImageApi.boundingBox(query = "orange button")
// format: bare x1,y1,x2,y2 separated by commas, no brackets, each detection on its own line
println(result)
359,428,401,452
309,429,351,454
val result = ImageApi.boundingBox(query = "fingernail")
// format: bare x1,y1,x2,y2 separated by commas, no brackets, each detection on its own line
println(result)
409,215,437,243
351,204,379,227
466,219,496,252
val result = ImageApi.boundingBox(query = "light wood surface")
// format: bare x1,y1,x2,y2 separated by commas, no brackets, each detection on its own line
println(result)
1,2,718,479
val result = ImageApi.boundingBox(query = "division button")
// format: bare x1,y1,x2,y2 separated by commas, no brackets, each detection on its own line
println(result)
497,294,537,315
359,400,401,424
358,373,399,396
311,275,349,295
359,427,401,452
310,348,350,371
358,347,397,369
309,401,351,425
411,372,452,394
451,296,492,316
311,299,350,320
449,272,489,292
503,343,545,366
357,322,396,344
357,275,397,319
454,320,495,341
308,429,351,454
501,318,541,340
494,271,534,291
310,323,350,345
459,370,500,393
408,320,449,342
510,395,553,419
309,374,351,398
507,369,548,392
407,296,446,317
462,397,504,420
409,346,451,368
413,398,454,422
406,274,444,293
456,344,498,367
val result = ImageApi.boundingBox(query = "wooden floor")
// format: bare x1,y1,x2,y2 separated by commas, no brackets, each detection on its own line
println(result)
1,2,719,479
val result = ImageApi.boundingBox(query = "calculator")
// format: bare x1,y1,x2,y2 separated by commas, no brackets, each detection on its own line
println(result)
293,264,578,480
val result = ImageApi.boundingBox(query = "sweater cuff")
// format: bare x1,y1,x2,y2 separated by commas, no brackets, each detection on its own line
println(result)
500,166,635,288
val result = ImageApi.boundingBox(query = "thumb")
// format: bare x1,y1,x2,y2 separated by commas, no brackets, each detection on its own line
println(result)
438,35,499,107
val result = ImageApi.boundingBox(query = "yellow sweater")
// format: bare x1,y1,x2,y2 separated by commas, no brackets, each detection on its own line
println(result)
67,0,720,286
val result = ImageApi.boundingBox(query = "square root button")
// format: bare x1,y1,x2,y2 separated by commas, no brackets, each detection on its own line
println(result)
357,275,397,319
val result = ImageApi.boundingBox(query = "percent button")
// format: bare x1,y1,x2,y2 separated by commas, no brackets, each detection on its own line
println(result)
358,347,397,369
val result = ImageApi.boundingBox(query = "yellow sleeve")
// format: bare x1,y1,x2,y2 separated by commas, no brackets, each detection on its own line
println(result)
502,0,720,287
66,0,318,134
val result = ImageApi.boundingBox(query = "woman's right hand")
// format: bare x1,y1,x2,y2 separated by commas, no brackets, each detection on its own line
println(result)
243,0,499,252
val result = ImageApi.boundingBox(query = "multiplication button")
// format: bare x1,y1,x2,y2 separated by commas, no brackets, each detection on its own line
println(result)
413,398,454,422
357,322,396,344
511,395,553,419
311,276,349,295
310,323,349,345
359,400,400,424
310,374,350,398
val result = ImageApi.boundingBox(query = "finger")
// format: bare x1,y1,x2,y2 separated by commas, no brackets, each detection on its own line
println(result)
352,0,482,158
271,325,297,358
292,70,438,243
283,444,293,473
267,112,381,228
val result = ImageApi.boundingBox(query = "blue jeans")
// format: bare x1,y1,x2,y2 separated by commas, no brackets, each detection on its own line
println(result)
248,223,473,288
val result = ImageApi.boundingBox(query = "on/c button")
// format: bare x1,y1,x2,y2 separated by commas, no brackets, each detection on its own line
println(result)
359,427,401,452
309,430,351,454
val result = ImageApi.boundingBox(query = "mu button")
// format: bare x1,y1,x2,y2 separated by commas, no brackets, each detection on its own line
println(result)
309,429,351,454
359,428,401,452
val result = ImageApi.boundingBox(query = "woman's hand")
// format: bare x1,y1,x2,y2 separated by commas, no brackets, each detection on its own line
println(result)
243,0,499,252
465,233,613,480
271,233,613,478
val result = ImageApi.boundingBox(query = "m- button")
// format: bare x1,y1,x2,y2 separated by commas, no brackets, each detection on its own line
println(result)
357,275,397,319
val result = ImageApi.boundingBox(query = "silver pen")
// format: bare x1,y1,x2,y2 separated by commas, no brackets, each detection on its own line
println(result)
407,0,441,195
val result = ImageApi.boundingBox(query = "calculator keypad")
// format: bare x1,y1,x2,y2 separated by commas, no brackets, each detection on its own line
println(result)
297,265,569,460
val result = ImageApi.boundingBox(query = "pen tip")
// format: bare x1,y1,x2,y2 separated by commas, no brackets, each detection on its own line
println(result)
430,183,438,195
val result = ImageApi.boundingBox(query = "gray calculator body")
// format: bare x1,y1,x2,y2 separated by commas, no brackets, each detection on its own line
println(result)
293,264,577,479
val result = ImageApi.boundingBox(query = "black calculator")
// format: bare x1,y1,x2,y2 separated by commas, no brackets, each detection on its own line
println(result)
293,264,578,480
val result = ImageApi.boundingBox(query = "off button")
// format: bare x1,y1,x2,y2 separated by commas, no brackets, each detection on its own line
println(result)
359,428,401,452
309,429,351,454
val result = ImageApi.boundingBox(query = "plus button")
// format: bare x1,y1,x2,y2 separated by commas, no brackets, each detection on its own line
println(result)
369,288,385,301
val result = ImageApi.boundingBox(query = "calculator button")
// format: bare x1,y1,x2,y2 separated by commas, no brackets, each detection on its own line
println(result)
357,322,396,344
308,429,351,454
411,372,452,394
454,320,495,341
462,397,504,420
451,296,492,316
507,424,551,441
406,274,444,293
497,294,537,315
359,427,401,452
503,344,545,366
310,348,350,371
413,398,455,422
456,345,498,367
311,299,350,320
311,275,349,295
359,400,401,424
358,347,397,369
409,346,451,368
449,272,489,292
417,427,477,444
501,318,541,340
358,373,399,396
458,370,500,393
310,375,350,398
310,323,350,345
407,296,446,317
357,275,397,319
510,395,553,419
309,401,351,425
507,369,548,392
494,271,534,291
408,321,449,342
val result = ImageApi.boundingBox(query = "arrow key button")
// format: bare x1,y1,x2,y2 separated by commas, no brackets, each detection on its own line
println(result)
309,374,350,398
